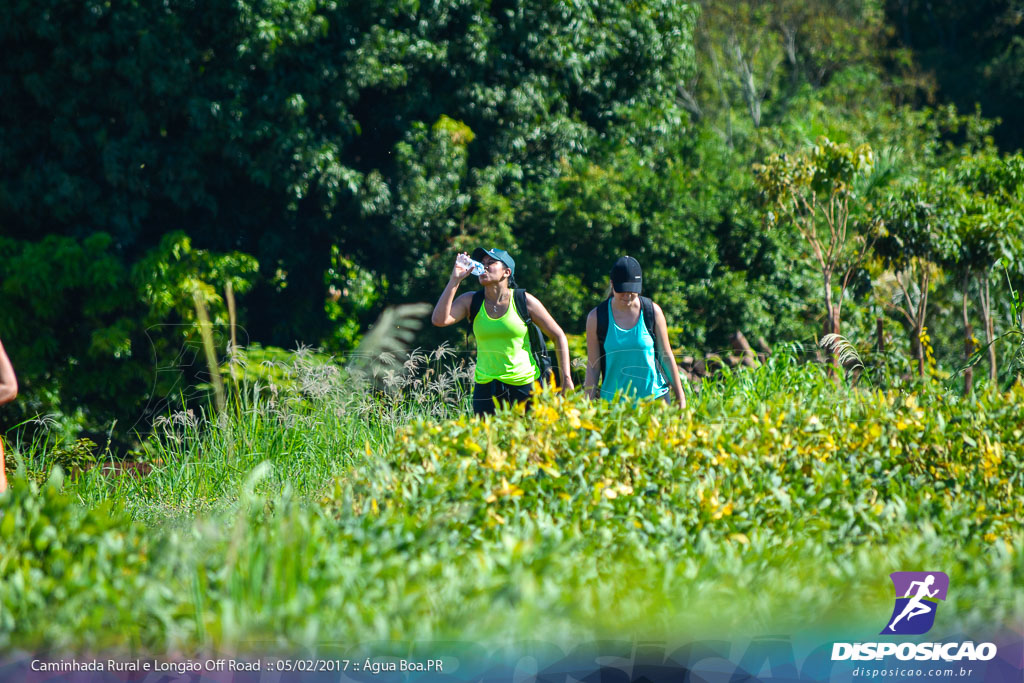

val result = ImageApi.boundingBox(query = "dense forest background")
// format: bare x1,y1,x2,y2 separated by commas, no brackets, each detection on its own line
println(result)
1,0,1023,447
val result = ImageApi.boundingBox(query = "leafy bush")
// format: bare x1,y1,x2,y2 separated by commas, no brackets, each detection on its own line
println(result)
0,475,180,650
2,366,1021,651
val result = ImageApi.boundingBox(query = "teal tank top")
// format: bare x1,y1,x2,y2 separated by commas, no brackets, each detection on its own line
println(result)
600,300,669,402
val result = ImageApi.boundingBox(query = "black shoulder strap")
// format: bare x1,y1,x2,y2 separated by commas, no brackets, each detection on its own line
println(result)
469,290,485,324
641,296,669,381
640,296,657,350
596,298,610,381
513,288,556,384
512,288,530,323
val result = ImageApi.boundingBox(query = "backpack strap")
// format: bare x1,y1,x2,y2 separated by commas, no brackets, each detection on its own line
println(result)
640,296,669,381
512,288,530,324
596,297,611,381
468,290,485,325
640,296,658,355
513,289,557,385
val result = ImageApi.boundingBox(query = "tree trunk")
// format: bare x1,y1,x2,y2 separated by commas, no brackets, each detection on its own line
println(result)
876,317,885,352
823,277,840,378
731,331,757,367
962,274,973,395
823,309,841,378
982,277,996,384
918,270,931,377
912,325,925,378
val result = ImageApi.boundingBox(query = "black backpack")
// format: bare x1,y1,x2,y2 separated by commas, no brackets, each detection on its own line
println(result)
469,289,557,386
595,296,666,383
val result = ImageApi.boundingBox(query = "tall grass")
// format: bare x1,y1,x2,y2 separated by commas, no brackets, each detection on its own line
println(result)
6,344,472,521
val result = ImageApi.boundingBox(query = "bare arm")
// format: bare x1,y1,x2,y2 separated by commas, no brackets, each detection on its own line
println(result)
432,254,474,327
654,304,685,409
584,309,601,399
525,293,574,393
0,338,17,405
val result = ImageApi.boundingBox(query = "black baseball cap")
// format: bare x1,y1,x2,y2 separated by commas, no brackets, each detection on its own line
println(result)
472,247,515,275
611,256,642,293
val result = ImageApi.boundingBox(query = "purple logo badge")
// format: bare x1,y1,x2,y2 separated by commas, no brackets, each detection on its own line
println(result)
881,571,949,635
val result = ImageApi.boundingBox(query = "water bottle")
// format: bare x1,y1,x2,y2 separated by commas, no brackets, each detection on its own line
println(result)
457,253,486,276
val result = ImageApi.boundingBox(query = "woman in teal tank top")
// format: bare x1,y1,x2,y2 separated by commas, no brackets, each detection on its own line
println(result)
431,247,573,415
583,256,686,407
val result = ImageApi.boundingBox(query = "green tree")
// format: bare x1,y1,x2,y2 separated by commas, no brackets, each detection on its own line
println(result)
754,137,876,371
0,232,257,438
948,153,1024,386
886,0,1024,151
1,0,703,435
874,179,959,376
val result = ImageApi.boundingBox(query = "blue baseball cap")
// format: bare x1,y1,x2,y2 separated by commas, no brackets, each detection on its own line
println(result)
472,247,515,275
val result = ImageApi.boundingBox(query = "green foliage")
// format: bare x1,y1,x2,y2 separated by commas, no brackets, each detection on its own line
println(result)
3,0,1024,439
687,0,893,134
36,341,468,517
517,115,813,349
0,234,141,432
0,231,259,441
875,180,959,270
0,0,711,433
2,368,1022,649
754,137,876,355
756,138,875,220
323,247,384,351
0,475,178,650
886,0,1024,151
946,152,1024,278
133,231,259,326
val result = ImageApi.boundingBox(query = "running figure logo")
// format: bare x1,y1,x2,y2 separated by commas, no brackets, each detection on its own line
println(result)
881,571,949,635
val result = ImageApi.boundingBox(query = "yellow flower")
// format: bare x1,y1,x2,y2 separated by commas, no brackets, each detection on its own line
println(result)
485,477,524,503
484,449,509,472
980,435,1003,479
488,510,507,525
538,461,561,478
534,404,559,425
712,501,733,520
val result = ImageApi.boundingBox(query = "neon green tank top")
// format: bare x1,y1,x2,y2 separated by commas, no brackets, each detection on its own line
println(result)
472,298,540,385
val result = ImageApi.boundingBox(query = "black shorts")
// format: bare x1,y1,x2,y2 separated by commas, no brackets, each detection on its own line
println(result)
472,379,535,416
